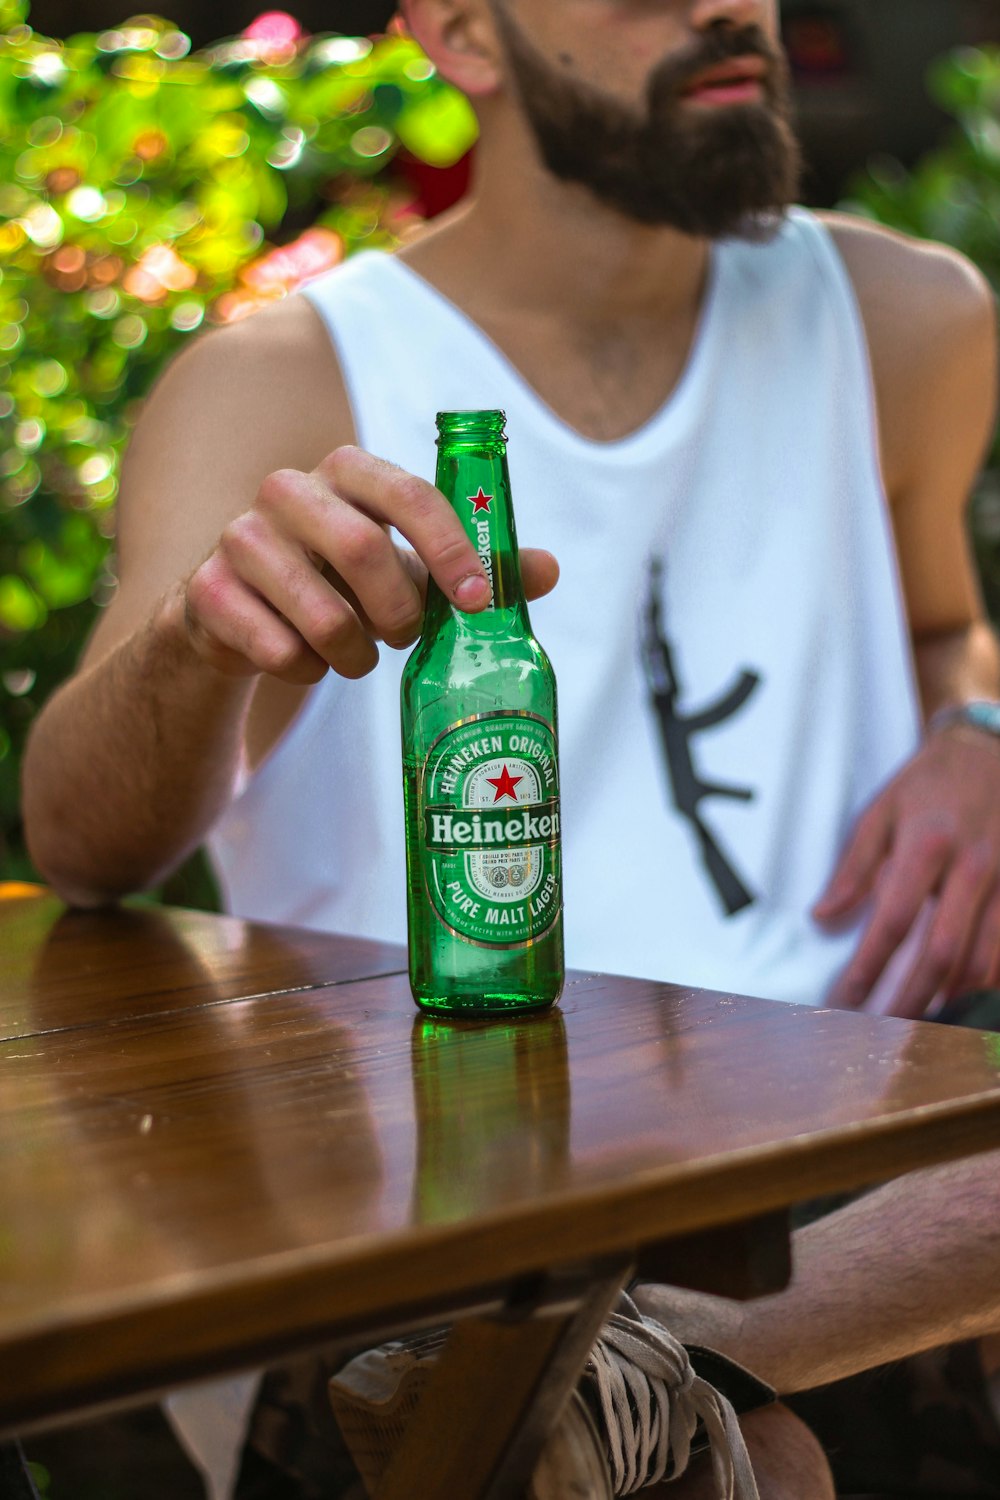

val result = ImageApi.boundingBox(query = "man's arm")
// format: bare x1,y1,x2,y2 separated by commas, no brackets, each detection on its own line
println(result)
635,1148,1000,1394
813,218,1000,1015
21,299,351,902
22,597,256,906
21,296,542,906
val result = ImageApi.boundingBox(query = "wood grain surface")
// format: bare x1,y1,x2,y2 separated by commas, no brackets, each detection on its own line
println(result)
1,892,999,1431
0,887,405,1040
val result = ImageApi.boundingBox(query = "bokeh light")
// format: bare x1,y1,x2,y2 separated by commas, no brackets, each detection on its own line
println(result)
0,3,480,876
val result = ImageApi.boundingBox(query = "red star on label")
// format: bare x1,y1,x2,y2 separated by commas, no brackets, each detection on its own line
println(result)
486,764,523,803
468,488,493,515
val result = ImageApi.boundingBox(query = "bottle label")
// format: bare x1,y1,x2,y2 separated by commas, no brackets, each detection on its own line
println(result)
466,486,496,610
420,712,562,948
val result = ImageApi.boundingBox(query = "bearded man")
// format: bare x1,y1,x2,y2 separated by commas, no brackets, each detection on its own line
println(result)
22,1,1000,1496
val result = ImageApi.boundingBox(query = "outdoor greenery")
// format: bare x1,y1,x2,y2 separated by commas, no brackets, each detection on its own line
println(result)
1,11,999,896
0,0,476,889
847,45,1000,618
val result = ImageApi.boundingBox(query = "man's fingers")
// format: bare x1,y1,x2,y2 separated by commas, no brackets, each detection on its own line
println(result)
521,548,560,602
316,447,491,611
257,468,426,648
398,546,559,605
951,881,1000,997
376,548,560,648
827,824,953,1008
884,846,996,1019
217,456,562,678
222,508,390,673
813,801,892,920
186,560,329,684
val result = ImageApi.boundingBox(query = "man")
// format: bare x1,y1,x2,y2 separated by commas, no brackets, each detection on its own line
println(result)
20,0,1000,1015
20,0,1000,1493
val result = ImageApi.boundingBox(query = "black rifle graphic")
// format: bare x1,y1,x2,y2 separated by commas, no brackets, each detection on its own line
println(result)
642,560,760,916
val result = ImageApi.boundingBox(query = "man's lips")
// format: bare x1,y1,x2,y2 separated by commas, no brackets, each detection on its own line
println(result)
680,56,769,105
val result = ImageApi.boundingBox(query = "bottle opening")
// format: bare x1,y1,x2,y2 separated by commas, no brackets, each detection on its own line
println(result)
436,409,507,444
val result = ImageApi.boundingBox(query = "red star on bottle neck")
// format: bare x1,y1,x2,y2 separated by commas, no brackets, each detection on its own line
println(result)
468,487,493,515
486,764,523,803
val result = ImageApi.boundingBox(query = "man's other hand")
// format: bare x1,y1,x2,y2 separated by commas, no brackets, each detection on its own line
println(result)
814,728,1000,1016
179,445,559,684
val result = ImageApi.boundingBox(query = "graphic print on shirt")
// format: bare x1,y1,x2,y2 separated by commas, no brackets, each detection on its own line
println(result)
642,559,761,916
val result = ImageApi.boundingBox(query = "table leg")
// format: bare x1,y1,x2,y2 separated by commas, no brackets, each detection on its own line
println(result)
374,1258,631,1500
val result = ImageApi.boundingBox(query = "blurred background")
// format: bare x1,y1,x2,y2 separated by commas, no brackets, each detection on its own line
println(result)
783,0,1000,197
22,0,1000,200
2,0,1000,905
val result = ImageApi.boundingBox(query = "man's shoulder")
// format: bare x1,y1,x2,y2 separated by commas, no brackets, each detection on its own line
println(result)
179,291,342,389
816,210,994,356
143,289,355,470
814,212,996,505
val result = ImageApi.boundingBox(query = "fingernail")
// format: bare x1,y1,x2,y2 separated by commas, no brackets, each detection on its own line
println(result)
454,573,489,608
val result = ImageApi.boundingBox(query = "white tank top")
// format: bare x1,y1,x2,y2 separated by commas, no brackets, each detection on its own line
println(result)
206,209,921,1007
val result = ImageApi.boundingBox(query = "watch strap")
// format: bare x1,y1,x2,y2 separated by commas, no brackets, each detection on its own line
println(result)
928,700,1000,741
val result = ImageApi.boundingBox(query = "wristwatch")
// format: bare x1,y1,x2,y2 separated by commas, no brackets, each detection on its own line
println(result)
928,699,1000,743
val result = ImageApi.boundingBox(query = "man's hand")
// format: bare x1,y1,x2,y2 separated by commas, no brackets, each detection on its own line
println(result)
180,444,559,684
814,728,1000,1016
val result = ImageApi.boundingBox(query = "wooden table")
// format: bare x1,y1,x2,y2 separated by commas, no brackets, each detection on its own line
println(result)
3,886,1000,1499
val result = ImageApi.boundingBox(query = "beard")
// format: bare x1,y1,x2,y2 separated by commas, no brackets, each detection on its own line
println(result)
489,7,802,239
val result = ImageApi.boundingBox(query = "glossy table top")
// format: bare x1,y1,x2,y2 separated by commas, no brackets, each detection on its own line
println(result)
2,888,999,1429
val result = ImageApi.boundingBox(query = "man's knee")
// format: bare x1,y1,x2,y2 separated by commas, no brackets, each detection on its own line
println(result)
738,1404,834,1500
648,1403,834,1500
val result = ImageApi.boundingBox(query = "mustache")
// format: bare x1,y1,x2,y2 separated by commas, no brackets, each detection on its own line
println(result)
648,24,785,104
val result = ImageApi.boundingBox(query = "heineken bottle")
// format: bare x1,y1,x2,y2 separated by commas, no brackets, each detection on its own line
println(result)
401,410,564,1017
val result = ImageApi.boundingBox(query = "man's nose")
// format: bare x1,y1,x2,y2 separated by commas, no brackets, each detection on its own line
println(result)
688,0,774,31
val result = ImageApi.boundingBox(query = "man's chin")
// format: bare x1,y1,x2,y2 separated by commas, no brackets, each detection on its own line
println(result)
581,174,795,238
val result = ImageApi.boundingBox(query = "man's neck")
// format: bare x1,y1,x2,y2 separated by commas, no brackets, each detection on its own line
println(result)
404,121,709,330
399,136,712,443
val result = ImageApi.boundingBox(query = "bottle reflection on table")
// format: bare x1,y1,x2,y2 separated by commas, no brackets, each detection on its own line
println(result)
410,1012,571,1224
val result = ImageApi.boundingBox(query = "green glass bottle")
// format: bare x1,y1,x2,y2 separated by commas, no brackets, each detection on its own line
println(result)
401,410,564,1017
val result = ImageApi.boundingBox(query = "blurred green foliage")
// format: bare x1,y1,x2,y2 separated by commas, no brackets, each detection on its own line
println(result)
0,1,476,888
846,45,1000,618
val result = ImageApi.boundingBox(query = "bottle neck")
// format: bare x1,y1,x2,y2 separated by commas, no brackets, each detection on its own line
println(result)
426,442,529,634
